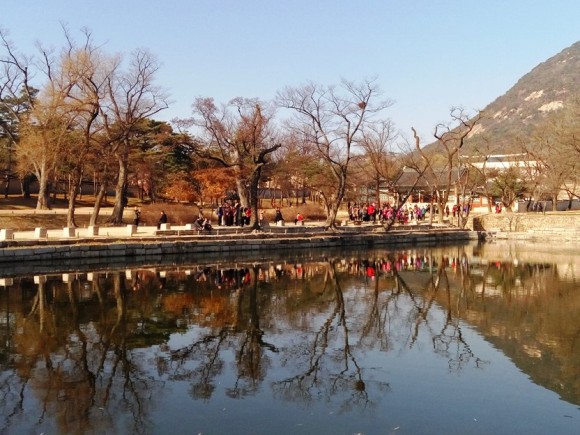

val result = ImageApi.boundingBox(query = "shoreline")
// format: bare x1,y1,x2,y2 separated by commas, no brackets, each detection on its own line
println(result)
0,225,483,269
3,208,579,270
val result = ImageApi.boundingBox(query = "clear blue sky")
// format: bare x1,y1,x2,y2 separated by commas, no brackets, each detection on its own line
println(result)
2,0,579,140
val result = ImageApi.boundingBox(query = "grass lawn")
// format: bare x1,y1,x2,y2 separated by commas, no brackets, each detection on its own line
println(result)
0,195,330,231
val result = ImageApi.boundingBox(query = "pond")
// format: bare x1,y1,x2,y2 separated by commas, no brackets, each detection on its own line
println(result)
1,241,579,434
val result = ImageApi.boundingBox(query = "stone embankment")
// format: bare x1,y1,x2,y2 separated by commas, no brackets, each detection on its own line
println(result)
472,212,580,242
0,222,482,265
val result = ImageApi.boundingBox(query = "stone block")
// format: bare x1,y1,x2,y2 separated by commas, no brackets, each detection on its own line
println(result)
0,229,14,240
160,223,171,230
62,227,75,238
126,224,136,236
34,227,47,238
87,226,99,236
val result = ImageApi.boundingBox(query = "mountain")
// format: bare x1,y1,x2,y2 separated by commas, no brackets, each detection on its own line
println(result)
462,40,580,153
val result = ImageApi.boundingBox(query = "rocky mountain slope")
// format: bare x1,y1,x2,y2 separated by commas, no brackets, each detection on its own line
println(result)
462,40,580,153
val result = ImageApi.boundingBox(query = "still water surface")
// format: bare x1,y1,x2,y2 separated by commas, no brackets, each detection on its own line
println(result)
1,241,579,434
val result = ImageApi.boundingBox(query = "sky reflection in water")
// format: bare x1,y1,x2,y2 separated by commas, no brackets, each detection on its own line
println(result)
1,241,579,434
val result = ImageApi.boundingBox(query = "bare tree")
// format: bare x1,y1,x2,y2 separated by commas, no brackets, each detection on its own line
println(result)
411,107,483,224
0,29,73,210
103,49,168,224
2,28,167,221
277,79,393,229
57,28,112,227
356,120,400,207
180,97,281,230
463,136,503,213
528,98,580,210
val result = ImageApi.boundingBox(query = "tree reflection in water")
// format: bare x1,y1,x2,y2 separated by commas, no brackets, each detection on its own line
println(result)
390,251,489,371
2,272,165,434
167,265,279,401
272,258,388,412
1,243,579,433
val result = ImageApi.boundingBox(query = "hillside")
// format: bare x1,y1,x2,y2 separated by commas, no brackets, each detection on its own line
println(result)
460,41,580,153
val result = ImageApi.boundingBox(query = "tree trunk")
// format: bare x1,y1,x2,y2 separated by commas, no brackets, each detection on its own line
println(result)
438,202,446,224
109,151,129,224
248,167,262,230
236,178,249,208
66,168,83,227
21,177,31,198
323,197,337,228
504,199,513,212
438,189,449,224
323,170,347,229
325,204,338,228
90,182,108,226
36,168,51,210
67,182,79,228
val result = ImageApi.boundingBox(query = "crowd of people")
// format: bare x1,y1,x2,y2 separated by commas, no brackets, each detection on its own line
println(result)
133,199,479,233
348,201,477,225
215,202,303,228
216,201,252,226
348,202,432,225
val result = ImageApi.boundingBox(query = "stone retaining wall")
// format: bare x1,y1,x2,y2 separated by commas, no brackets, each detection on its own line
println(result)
472,213,580,241
0,230,481,264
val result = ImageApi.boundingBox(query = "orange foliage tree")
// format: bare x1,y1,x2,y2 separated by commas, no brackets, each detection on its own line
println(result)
192,167,237,206
163,173,198,202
